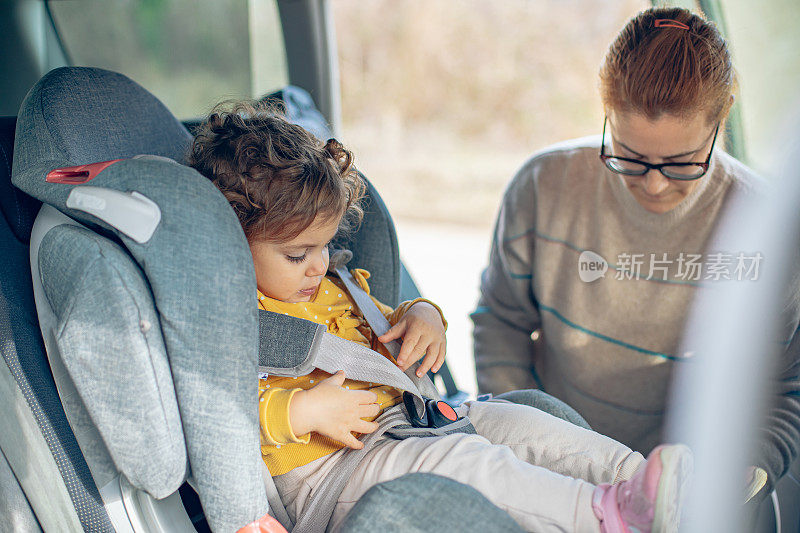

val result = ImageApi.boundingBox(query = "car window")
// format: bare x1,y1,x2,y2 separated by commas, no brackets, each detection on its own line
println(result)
722,0,800,173
48,0,288,119
332,0,648,393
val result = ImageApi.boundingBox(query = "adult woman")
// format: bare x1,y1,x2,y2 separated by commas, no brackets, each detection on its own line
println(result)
472,6,800,500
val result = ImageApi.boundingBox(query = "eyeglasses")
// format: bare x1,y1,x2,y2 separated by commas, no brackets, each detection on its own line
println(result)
599,116,719,181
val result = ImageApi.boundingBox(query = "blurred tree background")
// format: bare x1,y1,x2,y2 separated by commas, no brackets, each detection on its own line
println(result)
723,0,800,170
333,0,647,229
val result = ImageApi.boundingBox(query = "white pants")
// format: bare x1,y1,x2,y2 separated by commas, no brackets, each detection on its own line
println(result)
274,400,645,532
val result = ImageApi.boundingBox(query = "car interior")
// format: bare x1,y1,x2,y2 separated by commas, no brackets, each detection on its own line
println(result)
1,1,799,532
1,65,483,533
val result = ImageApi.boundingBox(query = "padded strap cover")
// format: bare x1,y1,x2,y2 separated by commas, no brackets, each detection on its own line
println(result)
257,311,323,376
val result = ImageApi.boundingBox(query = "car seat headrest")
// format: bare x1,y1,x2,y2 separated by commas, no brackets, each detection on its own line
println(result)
12,67,191,201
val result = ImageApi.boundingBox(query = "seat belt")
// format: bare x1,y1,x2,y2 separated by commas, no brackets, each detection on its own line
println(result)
309,332,432,400
331,263,440,401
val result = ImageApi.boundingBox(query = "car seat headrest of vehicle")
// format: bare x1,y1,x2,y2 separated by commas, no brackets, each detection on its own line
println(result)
11,67,191,204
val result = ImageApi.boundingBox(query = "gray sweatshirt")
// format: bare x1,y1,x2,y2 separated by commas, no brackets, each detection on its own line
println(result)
472,137,800,493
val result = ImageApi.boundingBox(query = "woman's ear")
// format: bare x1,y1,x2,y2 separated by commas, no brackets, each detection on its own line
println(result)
712,95,735,127
722,94,735,119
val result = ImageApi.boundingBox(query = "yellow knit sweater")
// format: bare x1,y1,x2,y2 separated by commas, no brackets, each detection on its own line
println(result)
257,269,445,476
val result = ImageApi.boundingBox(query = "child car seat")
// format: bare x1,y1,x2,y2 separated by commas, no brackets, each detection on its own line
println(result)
13,66,263,531
6,66,529,532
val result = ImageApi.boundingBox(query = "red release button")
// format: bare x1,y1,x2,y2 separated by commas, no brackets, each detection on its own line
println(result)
46,159,123,184
436,401,457,421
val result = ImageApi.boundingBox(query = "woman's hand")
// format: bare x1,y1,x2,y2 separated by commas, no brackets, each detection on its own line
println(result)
289,371,380,449
378,301,446,377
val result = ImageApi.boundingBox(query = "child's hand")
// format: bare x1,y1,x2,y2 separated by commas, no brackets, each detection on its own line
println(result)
378,302,446,377
289,371,380,449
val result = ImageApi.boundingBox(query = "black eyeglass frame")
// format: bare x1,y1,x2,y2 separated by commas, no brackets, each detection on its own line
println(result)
599,116,720,181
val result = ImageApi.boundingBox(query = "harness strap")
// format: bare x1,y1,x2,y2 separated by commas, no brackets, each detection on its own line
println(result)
314,332,427,400
260,463,292,530
290,407,408,533
332,264,440,401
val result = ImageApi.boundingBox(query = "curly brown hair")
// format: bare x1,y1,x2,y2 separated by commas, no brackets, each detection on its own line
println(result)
188,100,365,243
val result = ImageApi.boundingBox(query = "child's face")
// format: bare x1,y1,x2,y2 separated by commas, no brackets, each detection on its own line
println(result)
249,214,341,303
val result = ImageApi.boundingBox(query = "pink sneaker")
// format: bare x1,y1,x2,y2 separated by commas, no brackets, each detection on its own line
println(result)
592,444,692,533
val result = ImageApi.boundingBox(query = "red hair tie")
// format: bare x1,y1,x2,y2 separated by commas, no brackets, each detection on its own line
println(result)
654,19,690,30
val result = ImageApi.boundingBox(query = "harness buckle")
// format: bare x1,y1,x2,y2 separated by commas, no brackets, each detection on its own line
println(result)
402,391,460,429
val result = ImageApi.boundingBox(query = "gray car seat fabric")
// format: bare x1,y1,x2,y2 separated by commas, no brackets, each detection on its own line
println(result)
1,115,114,532
495,389,591,430
0,435,42,532
339,473,525,533
19,69,191,166
37,223,186,496
332,176,401,307
12,67,268,531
